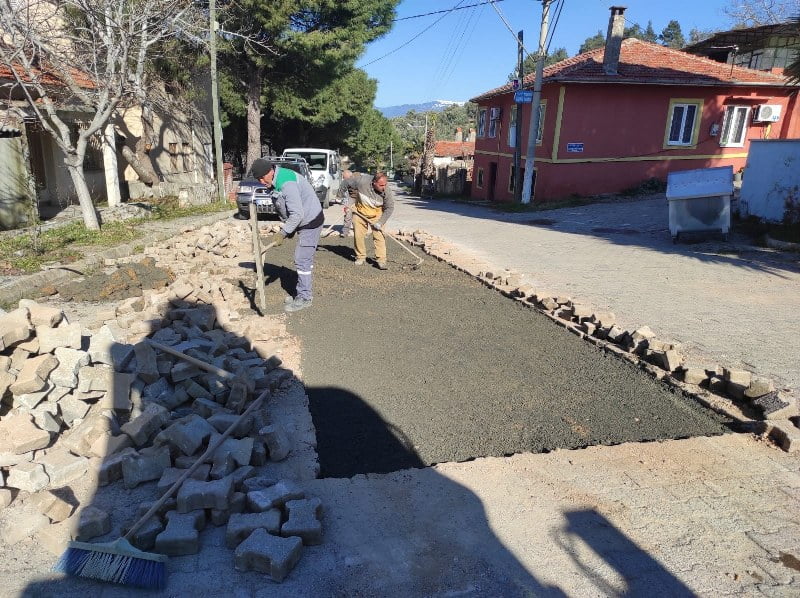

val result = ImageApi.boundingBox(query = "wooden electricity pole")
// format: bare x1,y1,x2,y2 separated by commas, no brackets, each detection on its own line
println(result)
514,29,524,203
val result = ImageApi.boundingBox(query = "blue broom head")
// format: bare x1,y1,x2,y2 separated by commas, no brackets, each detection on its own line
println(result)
53,539,167,590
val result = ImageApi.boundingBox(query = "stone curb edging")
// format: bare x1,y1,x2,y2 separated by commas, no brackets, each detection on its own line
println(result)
765,235,800,252
395,228,799,451
0,211,235,307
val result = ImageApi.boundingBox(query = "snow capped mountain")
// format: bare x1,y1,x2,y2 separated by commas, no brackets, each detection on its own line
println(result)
378,100,466,119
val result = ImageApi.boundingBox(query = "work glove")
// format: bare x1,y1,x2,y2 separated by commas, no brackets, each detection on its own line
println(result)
372,222,382,231
272,232,286,247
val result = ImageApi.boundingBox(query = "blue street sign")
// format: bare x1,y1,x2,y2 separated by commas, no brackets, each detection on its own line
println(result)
514,90,533,103
566,142,584,153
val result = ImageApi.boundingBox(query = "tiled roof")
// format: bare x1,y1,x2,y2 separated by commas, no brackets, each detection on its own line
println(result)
0,61,96,90
434,140,475,158
472,38,793,101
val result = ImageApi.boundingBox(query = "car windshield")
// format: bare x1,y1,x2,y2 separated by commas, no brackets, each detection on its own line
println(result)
285,152,327,170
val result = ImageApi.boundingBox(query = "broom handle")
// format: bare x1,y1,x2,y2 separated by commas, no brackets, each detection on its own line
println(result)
123,387,270,540
352,211,421,262
147,340,235,380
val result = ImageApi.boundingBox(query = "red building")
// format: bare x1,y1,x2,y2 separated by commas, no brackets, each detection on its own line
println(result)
470,7,800,203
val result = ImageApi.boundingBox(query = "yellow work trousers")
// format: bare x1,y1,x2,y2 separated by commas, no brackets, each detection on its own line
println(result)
353,210,386,263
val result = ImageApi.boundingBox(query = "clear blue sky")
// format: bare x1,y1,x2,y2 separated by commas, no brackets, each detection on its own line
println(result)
359,0,740,107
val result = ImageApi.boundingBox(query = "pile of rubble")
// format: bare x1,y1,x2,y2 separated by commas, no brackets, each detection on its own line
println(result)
0,217,323,584
399,229,800,451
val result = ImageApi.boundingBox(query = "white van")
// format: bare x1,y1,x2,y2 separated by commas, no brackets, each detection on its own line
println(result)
281,147,341,208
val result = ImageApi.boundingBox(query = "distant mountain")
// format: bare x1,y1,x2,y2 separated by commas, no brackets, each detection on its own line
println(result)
378,100,465,119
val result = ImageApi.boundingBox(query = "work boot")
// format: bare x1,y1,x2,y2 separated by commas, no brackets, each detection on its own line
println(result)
284,295,294,304
284,297,312,312
354,258,365,266
377,261,388,271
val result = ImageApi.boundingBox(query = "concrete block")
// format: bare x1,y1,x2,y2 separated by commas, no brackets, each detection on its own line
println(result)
170,362,201,383
680,368,707,385
143,377,172,402
281,497,323,545
225,381,249,413
226,510,281,548
247,481,304,512
6,461,50,492
19,299,64,328
133,341,160,383
158,414,216,456
0,489,11,510
37,448,88,487
210,453,236,479
73,505,111,541
251,441,268,466
36,520,75,555
120,402,170,446
122,446,171,488
50,348,91,389
745,376,775,399
0,371,16,399
97,372,135,411
176,475,234,513
0,413,51,454
259,425,291,461
33,489,76,522
88,324,134,370
36,322,82,353
156,465,210,492
234,528,302,582
723,368,752,399
183,379,210,400
13,383,53,410
210,492,246,526
755,392,798,420
210,436,253,468
78,364,114,393
0,308,32,351
96,447,138,486
31,401,62,433
62,413,115,457
241,476,278,494
9,354,59,395
192,397,226,418
0,451,33,468
58,394,92,426
154,510,206,556
88,432,133,458
128,517,164,551
231,465,256,491
208,412,253,438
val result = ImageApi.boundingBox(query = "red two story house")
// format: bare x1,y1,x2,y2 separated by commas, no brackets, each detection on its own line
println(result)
470,6,800,203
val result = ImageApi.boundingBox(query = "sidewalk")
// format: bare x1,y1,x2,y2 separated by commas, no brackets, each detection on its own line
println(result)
389,189,800,396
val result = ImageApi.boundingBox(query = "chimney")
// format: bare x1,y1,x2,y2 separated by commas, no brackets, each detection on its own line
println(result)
467,128,476,142
455,127,463,142
603,6,626,75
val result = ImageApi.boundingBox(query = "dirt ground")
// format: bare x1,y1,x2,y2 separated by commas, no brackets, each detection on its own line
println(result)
248,230,731,478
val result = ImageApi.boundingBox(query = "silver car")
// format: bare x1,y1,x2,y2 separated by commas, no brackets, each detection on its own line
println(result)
236,156,318,218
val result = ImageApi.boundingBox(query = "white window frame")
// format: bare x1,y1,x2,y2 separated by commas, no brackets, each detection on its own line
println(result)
477,109,487,137
719,105,751,148
488,107,499,138
535,103,545,144
665,100,701,147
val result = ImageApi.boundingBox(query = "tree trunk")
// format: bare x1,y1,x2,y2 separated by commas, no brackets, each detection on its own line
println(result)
246,67,263,173
121,144,157,185
65,158,100,230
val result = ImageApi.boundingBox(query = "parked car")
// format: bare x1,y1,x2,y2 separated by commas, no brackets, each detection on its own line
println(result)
236,156,316,219
281,147,341,208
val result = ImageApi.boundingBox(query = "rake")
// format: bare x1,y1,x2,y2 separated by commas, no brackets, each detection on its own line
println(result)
352,211,424,270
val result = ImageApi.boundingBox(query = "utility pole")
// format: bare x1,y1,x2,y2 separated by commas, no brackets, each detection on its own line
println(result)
514,29,524,203
209,0,225,202
521,0,552,204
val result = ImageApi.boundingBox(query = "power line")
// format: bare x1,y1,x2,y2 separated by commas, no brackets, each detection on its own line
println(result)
393,0,504,22
361,0,468,68
489,0,537,60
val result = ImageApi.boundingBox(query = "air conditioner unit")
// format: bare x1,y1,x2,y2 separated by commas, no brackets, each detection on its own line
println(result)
754,104,782,122
489,107,502,120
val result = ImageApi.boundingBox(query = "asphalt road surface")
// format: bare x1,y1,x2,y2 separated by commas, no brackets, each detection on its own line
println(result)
261,232,731,478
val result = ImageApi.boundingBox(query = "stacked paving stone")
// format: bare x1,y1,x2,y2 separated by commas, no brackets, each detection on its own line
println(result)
397,228,799,452
1,220,323,582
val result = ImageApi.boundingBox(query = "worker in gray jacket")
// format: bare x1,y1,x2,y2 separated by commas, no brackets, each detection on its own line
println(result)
251,158,324,312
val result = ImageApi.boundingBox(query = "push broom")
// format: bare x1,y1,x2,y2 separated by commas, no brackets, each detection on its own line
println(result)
53,386,271,589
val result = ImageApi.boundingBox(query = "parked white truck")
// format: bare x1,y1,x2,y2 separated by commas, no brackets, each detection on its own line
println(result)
281,147,341,208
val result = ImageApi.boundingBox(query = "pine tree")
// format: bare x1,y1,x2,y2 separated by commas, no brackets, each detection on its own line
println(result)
579,30,606,54
660,20,686,48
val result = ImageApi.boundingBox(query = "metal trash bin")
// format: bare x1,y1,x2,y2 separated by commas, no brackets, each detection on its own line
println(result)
666,166,733,242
